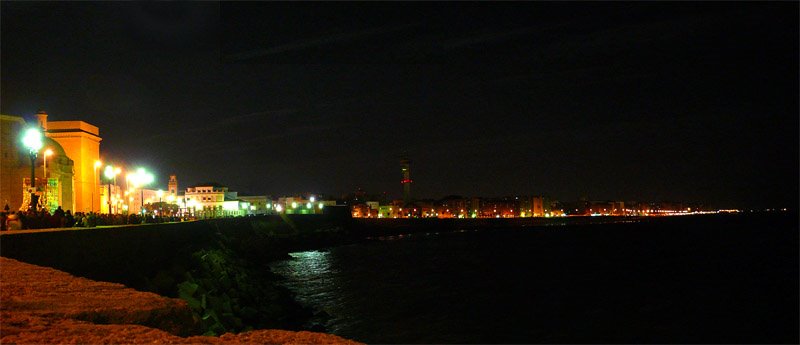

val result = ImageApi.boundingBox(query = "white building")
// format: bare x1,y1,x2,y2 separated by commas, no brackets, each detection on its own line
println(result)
184,184,247,218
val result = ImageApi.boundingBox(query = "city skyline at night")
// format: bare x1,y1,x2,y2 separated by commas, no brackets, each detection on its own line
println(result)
2,2,797,210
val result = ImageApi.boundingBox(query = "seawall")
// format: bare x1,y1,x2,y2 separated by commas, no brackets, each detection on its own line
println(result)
1,213,356,335
0,214,354,288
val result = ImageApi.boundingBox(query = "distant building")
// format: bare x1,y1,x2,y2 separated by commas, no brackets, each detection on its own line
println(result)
517,196,544,217
276,195,330,215
587,201,626,216
238,195,269,215
184,184,246,218
168,175,178,198
125,188,161,216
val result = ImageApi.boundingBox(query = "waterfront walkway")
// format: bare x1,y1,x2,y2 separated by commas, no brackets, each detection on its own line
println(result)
0,221,180,236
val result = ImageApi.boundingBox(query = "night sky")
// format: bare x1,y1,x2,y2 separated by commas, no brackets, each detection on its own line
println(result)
2,2,797,209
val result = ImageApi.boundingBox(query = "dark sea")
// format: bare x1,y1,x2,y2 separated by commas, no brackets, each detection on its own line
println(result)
269,213,798,344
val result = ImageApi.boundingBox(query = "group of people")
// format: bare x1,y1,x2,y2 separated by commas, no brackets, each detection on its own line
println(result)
0,204,173,231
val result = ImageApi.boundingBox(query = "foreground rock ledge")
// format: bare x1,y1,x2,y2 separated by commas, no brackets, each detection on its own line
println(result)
0,257,361,344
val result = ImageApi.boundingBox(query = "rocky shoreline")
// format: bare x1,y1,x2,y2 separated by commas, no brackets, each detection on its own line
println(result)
0,257,361,344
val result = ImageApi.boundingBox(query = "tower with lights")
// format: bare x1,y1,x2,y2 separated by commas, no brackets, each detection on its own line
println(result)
168,175,178,197
400,154,412,205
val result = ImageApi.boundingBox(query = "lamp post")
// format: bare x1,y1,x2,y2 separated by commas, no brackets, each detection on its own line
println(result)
156,189,164,219
113,167,121,213
21,128,43,211
104,165,118,215
43,149,53,211
166,194,175,218
93,160,102,212
128,168,154,222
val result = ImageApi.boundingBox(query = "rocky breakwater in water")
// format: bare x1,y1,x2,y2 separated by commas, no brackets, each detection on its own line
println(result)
0,257,361,344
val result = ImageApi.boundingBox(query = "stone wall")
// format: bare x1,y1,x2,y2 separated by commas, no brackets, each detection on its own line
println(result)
0,213,354,335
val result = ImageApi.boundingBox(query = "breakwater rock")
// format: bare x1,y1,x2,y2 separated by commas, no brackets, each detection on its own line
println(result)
0,257,361,344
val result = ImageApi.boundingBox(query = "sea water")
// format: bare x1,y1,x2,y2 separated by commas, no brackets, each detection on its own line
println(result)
269,213,798,343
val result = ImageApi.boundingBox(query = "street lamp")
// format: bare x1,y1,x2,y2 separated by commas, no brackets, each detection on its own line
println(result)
156,189,164,218
21,128,43,211
166,194,175,218
104,165,119,215
43,149,53,211
128,168,154,221
113,167,122,213
93,160,102,212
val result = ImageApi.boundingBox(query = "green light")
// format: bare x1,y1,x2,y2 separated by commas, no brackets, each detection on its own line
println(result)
318,203,324,209
306,202,312,209
22,128,43,151
291,202,297,209
104,165,116,179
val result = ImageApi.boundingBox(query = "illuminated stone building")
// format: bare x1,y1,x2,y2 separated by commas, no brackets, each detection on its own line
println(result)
168,175,178,198
126,188,160,216
517,196,545,217
99,184,127,215
1,114,76,212
37,111,101,212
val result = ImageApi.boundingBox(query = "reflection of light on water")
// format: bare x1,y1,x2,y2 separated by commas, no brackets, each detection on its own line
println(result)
285,250,332,276
271,250,343,331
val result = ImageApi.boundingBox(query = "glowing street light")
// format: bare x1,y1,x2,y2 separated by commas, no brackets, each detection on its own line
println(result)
156,189,164,218
128,168,154,220
21,128,43,211
187,199,197,217
104,165,120,214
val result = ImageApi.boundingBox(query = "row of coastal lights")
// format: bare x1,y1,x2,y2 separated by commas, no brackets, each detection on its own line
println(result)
90,148,155,215
25,127,326,216
22,128,153,215
267,196,325,213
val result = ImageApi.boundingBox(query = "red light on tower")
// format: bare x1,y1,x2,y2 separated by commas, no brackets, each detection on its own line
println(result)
400,154,412,206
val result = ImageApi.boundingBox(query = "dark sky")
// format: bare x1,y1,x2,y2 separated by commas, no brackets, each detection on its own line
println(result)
2,2,797,209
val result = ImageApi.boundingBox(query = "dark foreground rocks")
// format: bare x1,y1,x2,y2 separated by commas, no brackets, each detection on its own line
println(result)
0,257,361,344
